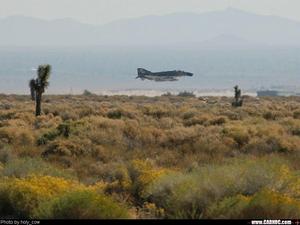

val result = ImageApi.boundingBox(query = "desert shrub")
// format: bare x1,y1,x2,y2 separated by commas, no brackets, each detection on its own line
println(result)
277,136,300,153
183,114,211,127
0,146,15,164
205,195,250,219
259,135,300,153
159,117,177,129
18,131,35,146
90,145,115,163
78,106,97,118
209,116,227,126
0,127,34,145
43,104,78,121
242,123,300,153
34,114,62,129
0,111,15,120
103,164,132,194
178,91,196,98
138,127,166,147
0,101,12,110
282,119,300,136
255,122,284,137
43,138,94,157
191,133,232,157
263,111,282,120
138,202,165,219
43,140,76,157
242,138,276,154
242,189,300,219
144,171,202,219
57,122,71,138
163,126,199,147
37,129,60,145
206,189,300,219
34,190,129,219
60,110,79,121
2,157,74,179
223,125,250,147
144,157,296,219
293,110,300,119
82,116,125,131
182,110,198,120
143,105,173,119
222,110,243,120
3,118,28,127
0,176,78,218
83,117,125,147
43,107,51,115
107,109,122,119
292,128,300,136
0,162,3,175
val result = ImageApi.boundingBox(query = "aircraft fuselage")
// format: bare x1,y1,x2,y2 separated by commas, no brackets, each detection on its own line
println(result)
136,68,193,82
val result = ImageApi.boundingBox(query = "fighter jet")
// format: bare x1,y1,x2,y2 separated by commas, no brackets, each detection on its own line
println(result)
136,68,193,82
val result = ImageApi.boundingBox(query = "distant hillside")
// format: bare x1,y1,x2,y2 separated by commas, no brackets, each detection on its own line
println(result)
192,34,265,49
1,8,300,47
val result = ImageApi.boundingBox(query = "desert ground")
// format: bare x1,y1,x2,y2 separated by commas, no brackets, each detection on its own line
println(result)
1,94,300,219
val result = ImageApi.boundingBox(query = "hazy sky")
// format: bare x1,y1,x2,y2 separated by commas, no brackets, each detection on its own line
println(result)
0,0,299,24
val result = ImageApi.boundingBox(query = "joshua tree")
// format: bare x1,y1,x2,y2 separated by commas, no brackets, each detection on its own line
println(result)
29,79,36,101
29,64,51,116
232,85,243,107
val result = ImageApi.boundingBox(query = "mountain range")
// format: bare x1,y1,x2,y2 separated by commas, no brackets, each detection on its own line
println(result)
1,8,300,47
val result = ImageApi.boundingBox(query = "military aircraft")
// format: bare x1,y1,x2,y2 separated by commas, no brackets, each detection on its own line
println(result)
136,68,193,82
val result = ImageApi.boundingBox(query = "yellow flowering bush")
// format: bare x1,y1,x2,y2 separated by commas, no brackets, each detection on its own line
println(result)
128,159,168,198
34,190,130,219
0,175,130,219
0,176,78,218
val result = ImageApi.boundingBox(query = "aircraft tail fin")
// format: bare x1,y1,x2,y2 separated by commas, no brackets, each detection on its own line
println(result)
137,68,151,76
